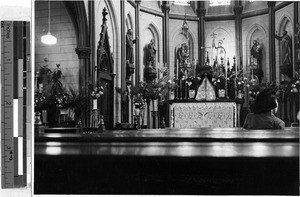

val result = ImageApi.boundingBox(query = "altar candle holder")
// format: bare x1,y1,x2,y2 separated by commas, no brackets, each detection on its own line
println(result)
179,79,183,100
175,79,179,100
233,56,237,98
221,57,228,99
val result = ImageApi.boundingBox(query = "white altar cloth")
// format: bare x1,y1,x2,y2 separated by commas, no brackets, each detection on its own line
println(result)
170,101,237,128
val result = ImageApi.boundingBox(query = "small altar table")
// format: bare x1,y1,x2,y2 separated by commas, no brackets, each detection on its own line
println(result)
169,99,243,128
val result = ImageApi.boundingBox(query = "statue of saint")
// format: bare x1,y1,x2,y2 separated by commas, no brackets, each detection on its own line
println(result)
250,40,263,82
213,40,226,65
147,39,156,68
250,40,263,65
275,30,293,78
126,29,137,64
275,30,292,66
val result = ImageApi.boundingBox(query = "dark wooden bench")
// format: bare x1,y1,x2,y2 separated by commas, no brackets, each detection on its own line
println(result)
34,128,299,195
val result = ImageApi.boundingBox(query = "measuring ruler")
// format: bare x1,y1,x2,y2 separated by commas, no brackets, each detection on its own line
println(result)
1,21,28,188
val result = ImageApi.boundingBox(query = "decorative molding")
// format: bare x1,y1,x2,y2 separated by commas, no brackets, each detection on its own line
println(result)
205,15,235,22
241,8,268,19
169,14,199,21
127,0,137,8
274,1,292,11
140,5,164,17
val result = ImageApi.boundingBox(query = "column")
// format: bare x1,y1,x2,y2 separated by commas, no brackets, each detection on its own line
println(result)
233,4,243,71
162,1,170,66
162,1,170,127
294,2,299,72
120,0,128,122
75,47,91,127
268,1,276,81
135,0,141,83
197,2,206,66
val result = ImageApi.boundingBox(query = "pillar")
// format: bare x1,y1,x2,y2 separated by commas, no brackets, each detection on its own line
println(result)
268,1,276,81
120,0,128,122
162,1,170,127
75,46,91,127
162,1,170,66
197,2,206,66
233,3,243,71
135,0,141,83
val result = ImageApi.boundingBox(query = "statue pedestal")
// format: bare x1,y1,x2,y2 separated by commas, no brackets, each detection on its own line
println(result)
145,67,157,83
126,62,135,81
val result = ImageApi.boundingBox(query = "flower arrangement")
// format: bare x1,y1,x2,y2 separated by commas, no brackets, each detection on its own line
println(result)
133,93,145,109
67,86,90,120
34,92,47,110
135,70,178,102
290,71,299,93
54,93,70,108
90,85,104,99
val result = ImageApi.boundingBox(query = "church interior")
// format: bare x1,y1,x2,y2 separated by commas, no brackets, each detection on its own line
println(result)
32,0,299,195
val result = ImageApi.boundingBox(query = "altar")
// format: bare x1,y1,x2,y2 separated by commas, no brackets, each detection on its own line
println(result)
169,99,243,128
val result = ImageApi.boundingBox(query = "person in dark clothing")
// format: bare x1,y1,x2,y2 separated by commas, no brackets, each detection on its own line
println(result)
243,88,285,129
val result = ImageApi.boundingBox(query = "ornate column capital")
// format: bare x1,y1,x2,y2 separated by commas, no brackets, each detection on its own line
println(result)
197,8,206,17
267,1,276,8
75,47,91,59
233,5,243,15
161,2,170,13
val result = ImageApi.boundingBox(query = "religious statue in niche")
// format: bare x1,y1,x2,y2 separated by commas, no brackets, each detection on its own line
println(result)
176,42,191,79
126,29,138,80
250,39,263,83
146,38,156,68
212,39,226,65
275,30,293,79
144,39,157,82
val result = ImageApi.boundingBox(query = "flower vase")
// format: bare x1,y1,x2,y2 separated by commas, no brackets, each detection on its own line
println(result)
42,110,47,123
189,89,195,99
93,99,97,109
134,108,140,116
218,89,225,99
34,111,42,125
238,90,244,99
169,90,175,100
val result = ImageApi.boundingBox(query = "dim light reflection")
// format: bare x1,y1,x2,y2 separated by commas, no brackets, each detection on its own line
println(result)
45,146,62,155
46,142,62,146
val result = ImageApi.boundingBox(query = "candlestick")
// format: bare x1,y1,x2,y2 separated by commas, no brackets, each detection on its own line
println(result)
179,79,182,100
234,56,237,98
224,58,228,99
177,59,179,79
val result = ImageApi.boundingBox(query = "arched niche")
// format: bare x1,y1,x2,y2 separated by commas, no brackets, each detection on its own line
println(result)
126,12,134,33
245,24,268,82
205,26,235,68
141,23,161,79
63,1,90,95
170,28,196,78
276,14,294,81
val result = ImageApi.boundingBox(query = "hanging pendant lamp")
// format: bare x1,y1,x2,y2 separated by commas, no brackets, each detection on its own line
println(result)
41,0,57,45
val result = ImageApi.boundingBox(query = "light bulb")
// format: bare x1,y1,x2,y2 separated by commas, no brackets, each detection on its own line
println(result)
41,32,57,45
